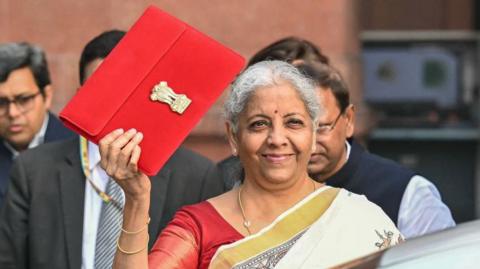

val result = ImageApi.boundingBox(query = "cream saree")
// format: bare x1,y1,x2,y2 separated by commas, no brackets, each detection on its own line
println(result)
209,186,402,269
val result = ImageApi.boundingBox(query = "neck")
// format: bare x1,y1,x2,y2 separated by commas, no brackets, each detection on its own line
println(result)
13,142,28,151
3,140,27,154
312,166,340,183
311,146,348,182
240,175,320,221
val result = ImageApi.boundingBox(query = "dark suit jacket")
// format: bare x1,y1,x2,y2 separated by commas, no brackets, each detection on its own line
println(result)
0,112,74,206
0,137,225,269
326,140,413,224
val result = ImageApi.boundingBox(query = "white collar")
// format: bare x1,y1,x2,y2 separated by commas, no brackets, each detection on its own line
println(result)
29,112,49,148
87,140,101,170
345,140,351,160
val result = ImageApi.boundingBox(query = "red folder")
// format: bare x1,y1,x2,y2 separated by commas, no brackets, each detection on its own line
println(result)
60,6,245,175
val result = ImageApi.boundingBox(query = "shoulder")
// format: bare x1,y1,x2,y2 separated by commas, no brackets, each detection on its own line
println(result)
401,175,443,206
337,189,383,211
176,201,219,222
167,202,225,240
174,201,242,246
361,152,409,171
352,144,414,189
174,200,239,233
45,112,76,140
5,138,79,205
398,175,455,233
9,138,78,186
17,137,77,163
336,189,398,227
336,189,377,210
153,201,242,267
358,149,413,175
333,189,404,246
405,175,438,194
0,140,10,158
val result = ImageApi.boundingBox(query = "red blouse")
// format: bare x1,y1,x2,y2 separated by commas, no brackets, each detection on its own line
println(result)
148,201,244,269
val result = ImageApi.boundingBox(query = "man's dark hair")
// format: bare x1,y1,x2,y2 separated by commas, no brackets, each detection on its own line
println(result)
297,61,350,113
79,30,126,85
248,37,330,67
0,42,51,95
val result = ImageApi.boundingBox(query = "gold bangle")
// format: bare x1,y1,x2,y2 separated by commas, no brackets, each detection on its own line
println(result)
121,217,151,235
117,234,149,255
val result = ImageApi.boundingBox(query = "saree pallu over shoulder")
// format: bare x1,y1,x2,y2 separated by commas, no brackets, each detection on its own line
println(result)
275,189,403,269
208,186,341,269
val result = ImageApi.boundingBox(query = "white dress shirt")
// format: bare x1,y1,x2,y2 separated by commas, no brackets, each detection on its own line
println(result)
398,175,455,238
81,141,124,269
345,142,455,239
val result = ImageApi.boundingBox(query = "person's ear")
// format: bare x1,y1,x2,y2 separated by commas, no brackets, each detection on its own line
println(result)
344,104,355,138
42,85,53,110
225,122,239,156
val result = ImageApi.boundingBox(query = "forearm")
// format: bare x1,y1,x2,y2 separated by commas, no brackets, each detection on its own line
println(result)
99,129,154,268
113,196,151,269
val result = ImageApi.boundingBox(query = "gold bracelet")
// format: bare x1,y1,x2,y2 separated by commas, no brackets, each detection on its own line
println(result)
121,217,151,235
117,234,149,255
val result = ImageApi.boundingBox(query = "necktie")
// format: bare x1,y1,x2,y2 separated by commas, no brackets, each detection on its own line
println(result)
94,177,124,269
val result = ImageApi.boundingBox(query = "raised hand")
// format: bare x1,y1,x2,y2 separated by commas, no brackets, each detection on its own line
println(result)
99,128,151,200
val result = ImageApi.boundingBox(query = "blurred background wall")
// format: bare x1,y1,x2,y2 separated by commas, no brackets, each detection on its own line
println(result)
0,0,361,160
360,0,479,224
1,0,479,223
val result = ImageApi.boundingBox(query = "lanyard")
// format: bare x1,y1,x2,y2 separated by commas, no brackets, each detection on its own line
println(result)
79,136,122,210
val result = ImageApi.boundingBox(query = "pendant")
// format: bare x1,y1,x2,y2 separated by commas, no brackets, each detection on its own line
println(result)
243,220,251,228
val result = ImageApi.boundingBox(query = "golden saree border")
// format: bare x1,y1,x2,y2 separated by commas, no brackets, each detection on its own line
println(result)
208,187,340,269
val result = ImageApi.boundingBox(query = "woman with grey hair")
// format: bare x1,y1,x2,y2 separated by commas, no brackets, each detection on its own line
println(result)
99,61,402,269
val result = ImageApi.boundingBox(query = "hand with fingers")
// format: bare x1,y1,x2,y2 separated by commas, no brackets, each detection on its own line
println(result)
99,128,151,201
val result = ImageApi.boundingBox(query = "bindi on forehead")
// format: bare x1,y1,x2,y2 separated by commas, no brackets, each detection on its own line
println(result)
274,110,278,114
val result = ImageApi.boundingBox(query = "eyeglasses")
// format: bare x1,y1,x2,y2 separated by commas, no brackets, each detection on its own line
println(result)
316,111,343,135
0,92,42,116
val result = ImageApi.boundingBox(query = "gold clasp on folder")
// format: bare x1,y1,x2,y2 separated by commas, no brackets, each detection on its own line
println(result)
150,81,192,114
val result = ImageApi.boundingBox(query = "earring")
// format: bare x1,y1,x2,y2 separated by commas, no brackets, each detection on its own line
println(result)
232,148,238,156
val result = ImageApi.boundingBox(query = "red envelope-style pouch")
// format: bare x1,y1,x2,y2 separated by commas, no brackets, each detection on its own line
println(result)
60,6,245,175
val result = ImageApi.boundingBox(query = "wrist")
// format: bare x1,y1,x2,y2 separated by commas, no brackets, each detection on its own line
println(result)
121,173,151,203
122,197,150,231
124,194,150,210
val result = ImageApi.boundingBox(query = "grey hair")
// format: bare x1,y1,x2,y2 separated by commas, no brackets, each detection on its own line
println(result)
224,60,320,133
0,42,51,92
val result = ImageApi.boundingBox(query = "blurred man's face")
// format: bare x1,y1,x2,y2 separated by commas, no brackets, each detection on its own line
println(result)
0,67,52,150
308,87,354,182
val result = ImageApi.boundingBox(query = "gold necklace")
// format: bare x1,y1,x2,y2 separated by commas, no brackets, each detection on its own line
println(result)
237,179,317,236
237,185,252,235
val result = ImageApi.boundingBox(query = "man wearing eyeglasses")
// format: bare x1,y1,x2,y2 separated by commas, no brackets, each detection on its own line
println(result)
300,61,455,239
0,42,74,206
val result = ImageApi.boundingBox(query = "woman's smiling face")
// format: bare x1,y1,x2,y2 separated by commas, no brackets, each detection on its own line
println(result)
228,83,315,187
